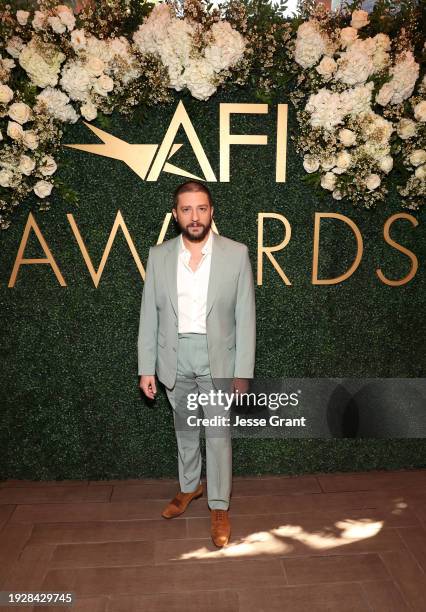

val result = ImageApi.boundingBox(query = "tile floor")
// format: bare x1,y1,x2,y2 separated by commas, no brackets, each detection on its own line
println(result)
0,468,425,611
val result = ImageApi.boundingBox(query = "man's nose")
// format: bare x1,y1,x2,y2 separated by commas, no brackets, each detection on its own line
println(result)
191,210,199,221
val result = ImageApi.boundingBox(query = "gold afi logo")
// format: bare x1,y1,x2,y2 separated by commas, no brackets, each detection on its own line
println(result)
63,101,288,182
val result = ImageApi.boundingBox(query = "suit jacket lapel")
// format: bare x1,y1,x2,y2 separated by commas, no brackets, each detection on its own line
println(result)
164,231,226,320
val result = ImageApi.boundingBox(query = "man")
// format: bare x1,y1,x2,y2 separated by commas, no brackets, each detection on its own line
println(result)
138,180,256,547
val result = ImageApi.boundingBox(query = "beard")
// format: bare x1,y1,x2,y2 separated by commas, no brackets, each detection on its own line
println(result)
179,217,212,243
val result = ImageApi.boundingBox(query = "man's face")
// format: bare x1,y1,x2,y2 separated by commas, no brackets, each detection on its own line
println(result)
173,191,214,242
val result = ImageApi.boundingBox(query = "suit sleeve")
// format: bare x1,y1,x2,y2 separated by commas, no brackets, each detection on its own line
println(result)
234,245,256,378
137,246,158,376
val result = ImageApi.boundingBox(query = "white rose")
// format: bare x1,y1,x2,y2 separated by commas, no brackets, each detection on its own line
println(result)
338,128,356,146
93,74,114,96
23,130,39,150
340,27,358,48
32,10,46,31
336,150,352,170
19,154,36,176
48,16,66,34
70,29,86,52
34,180,53,198
316,56,337,80
16,10,29,26
7,120,23,140
351,10,369,29
303,155,320,173
8,101,32,124
0,84,14,104
0,169,13,188
378,155,393,173
0,129,2,141
321,156,336,171
365,173,381,190
397,118,417,140
85,56,105,77
409,149,426,167
80,101,97,121
321,171,336,191
413,100,426,122
6,35,24,58
39,155,57,176
332,189,343,200
415,164,426,180
56,5,76,31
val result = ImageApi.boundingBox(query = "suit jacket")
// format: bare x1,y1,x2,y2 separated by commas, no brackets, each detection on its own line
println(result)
137,231,256,389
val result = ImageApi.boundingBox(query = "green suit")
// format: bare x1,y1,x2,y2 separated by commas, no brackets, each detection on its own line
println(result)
137,231,256,389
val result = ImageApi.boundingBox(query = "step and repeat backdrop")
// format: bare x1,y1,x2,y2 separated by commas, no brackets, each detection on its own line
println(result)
1,88,425,479
0,1,425,479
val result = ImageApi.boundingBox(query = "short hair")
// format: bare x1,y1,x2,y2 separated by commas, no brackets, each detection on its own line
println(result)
173,181,213,209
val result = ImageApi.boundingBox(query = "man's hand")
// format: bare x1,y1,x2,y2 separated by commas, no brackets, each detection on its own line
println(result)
140,375,157,400
232,378,250,395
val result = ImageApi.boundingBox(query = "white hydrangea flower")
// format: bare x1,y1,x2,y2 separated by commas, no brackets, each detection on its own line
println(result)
335,38,376,85
36,87,78,123
60,62,92,101
376,51,419,106
204,21,245,73
294,19,332,69
19,38,65,88
184,58,217,101
306,88,347,131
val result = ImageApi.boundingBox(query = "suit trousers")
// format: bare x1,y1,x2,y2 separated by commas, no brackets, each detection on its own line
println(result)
165,332,232,510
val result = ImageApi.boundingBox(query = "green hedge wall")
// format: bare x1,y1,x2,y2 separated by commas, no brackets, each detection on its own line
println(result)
0,85,425,481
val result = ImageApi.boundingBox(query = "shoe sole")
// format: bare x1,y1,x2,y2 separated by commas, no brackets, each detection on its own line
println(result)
161,488,203,519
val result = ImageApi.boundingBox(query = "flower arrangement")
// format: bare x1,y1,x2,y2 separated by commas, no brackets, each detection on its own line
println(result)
0,0,424,230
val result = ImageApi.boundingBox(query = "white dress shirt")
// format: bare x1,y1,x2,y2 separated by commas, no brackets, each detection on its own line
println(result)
177,229,213,333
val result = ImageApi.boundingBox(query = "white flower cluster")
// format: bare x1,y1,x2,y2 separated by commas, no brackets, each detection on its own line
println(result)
132,3,246,100
294,9,424,203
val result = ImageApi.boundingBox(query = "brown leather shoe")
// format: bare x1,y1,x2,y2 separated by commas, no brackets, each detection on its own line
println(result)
210,509,231,547
161,483,203,519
